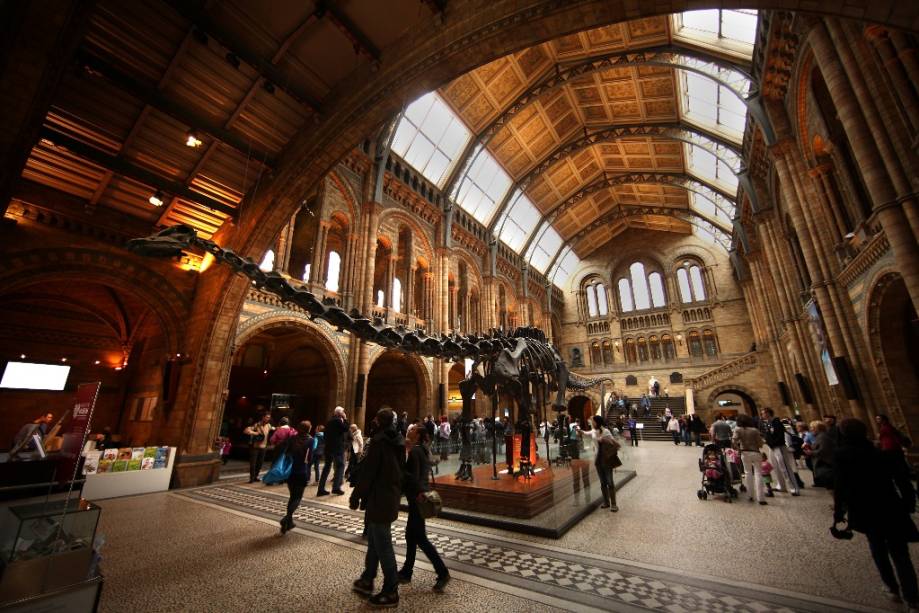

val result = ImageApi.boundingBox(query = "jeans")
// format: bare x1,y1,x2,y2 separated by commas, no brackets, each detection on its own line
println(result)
682,430,691,445
309,454,322,482
318,449,345,492
284,475,307,523
741,450,765,502
671,432,681,445
693,432,702,447
629,428,638,446
769,446,799,494
595,463,617,507
360,521,398,593
867,530,919,604
249,447,266,482
400,501,448,579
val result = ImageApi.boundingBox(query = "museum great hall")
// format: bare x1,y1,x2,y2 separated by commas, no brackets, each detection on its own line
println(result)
0,1,917,612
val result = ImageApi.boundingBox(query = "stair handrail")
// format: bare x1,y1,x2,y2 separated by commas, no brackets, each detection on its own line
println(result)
685,352,758,391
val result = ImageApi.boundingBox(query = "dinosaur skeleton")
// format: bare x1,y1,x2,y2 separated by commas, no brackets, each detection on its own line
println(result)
127,225,612,479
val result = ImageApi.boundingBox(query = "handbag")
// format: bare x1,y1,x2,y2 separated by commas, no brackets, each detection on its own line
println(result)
416,466,442,519
262,450,292,484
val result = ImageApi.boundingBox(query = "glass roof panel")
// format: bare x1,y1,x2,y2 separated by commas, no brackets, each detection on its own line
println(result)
391,92,472,187
685,143,739,192
527,222,563,274
551,247,581,289
456,147,513,224
675,10,758,58
689,192,734,230
680,70,748,142
498,191,542,253
720,9,758,45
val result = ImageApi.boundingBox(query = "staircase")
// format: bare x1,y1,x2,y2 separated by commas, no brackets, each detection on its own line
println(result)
606,397,689,442
685,352,758,392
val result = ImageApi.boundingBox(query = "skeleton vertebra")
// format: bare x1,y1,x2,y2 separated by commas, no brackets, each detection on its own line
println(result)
128,225,611,478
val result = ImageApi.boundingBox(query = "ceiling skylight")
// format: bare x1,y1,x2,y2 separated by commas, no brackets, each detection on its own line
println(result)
526,222,564,274
680,70,748,142
685,143,739,193
675,9,758,57
391,92,471,187
551,247,581,289
496,191,541,253
690,218,731,250
455,145,513,224
689,192,733,231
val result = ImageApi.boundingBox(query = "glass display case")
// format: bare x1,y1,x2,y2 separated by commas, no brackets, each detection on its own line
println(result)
0,498,100,603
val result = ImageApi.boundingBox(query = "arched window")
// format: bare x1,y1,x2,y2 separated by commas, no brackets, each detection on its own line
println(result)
596,283,608,316
703,329,718,357
688,331,703,357
648,272,666,308
630,263,650,310
376,289,385,308
649,336,662,361
586,285,598,318
591,341,602,366
259,249,275,272
637,337,649,362
625,338,637,363
662,335,676,360
677,260,707,303
602,340,613,365
325,251,341,292
618,278,634,312
392,277,403,313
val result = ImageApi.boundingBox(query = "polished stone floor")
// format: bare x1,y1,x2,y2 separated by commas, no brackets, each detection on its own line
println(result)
96,442,903,612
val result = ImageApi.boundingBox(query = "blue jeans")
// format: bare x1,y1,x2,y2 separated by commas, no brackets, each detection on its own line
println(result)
360,521,398,593
318,450,344,492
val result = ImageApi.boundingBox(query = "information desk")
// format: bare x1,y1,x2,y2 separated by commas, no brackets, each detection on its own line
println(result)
81,447,175,500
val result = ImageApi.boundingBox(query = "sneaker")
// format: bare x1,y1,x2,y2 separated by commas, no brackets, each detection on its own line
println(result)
396,571,411,585
316,490,330,497
368,590,399,607
352,578,373,597
332,489,346,496
610,505,619,512
881,584,901,602
433,575,451,593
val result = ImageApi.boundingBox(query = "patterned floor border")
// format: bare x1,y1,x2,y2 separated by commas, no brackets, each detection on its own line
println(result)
173,483,885,613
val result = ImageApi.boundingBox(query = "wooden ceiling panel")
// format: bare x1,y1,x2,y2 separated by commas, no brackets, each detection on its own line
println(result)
99,174,163,221
123,110,201,182
21,142,106,202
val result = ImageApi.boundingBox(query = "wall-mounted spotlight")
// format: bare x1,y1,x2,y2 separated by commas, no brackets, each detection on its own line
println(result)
149,190,165,207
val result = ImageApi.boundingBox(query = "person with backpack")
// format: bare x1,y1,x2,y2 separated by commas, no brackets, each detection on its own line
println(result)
351,408,406,607
592,415,620,512
279,421,312,534
761,408,799,496
397,425,450,592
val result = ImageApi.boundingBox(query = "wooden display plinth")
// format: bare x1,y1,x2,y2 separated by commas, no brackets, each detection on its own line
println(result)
432,459,593,519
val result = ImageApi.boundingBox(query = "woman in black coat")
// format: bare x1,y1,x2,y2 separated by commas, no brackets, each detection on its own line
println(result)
834,418,919,607
397,426,450,592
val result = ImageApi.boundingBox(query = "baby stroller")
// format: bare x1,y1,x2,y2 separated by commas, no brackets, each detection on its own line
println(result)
697,443,738,502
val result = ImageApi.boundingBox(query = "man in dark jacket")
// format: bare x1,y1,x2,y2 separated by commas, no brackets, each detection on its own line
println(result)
317,406,349,496
351,408,405,607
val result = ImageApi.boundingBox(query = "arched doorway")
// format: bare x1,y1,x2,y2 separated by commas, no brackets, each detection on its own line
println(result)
567,395,593,427
225,324,338,445
710,388,758,418
447,362,465,419
870,273,919,435
366,350,425,429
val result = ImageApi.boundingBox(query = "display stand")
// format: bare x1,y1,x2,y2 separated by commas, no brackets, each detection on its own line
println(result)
81,447,176,500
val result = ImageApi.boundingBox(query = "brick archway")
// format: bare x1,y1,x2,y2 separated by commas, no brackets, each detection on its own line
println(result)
0,248,188,355
706,384,762,416
366,349,434,427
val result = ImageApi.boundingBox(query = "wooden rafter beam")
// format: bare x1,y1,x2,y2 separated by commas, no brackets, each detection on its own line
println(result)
39,126,237,218
319,1,380,61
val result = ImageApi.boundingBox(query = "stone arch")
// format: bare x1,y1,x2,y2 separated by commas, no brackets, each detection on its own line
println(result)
866,270,916,434
326,170,359,223
377,208,435,265
706,384,762,416
449,247,484,292
366,349,434,427
0,248,188,355
233,311,348,413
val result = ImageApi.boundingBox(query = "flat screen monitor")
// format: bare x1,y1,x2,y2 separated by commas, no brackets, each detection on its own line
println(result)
0,362,71,391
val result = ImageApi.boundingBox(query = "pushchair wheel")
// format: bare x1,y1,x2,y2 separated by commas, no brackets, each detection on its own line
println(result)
697,490,704,500
701,491,708,500
740,484,747,493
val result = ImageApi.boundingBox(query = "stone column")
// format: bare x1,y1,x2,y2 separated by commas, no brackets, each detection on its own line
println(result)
811,22,919,311
890,31,919,101
864,26,919,136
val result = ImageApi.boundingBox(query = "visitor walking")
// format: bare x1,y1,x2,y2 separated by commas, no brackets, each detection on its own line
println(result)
351,408,406,607
243,412,274,483
309,425,324,484
397,426,450,592
280,421,313,534
811,421,836,487
592,415,620,512
690,414,706,447
627,416,639,447
876,414,916,513
317,406,349,497
762,408,799,496
667,416,680,445
437,416,451,461
710,414,733,451
732,414,767,505
834,418,919,609
345,423,364,480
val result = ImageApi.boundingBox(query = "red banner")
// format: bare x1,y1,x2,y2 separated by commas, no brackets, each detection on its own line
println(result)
58,382,101,484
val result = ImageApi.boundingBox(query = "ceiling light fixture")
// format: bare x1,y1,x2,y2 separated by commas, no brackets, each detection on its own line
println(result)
149,190,165,207
185,130,202,148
